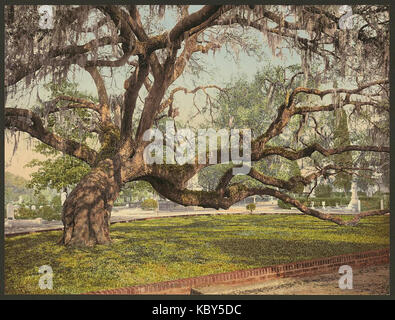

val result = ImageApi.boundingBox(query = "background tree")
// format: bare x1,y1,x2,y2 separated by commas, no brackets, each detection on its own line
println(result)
23,81,96,195
120,181,155,203
26,144,90,195
201,65,309,195
5,5,390,246
332,108,353,194
4,172,32,204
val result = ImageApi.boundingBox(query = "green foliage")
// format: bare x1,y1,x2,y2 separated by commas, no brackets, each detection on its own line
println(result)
359,196,389,211
15,205,61,221
278,195,388,211
35,194,47,206
288,160,304,194
141,198,158,211
40,81,98,143
12,190,62,221
205,66,308,192
5,214,389,294
96,125,121,162
51,195,62,208
25,151,90,194
332,108,353,193
118,181,155,204
5,172,32,204
198,163,232,191
14,206,37,219
246,203,256,213
277,200,291,209
314,184,333,198
25,81,96,194
213,64,304,139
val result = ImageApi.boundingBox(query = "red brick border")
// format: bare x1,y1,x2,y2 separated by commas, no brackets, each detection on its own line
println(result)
84,248,389,295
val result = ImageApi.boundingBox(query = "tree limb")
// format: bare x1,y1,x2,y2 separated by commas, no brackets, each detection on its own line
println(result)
5,36,123,87
5,108,98,166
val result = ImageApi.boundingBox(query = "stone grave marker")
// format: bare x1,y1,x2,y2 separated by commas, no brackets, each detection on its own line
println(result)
347,180,359,212
61,191,67,205
7,203,14,220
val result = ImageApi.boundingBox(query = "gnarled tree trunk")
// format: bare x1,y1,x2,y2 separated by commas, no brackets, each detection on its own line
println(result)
59,159,123,247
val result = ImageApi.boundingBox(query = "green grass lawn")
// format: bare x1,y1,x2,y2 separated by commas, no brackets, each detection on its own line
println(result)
5,214,389,295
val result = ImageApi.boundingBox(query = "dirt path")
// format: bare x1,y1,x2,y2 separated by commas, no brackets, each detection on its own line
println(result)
197,265,389,295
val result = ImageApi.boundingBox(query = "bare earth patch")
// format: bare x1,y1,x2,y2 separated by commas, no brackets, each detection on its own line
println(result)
196,265,389,295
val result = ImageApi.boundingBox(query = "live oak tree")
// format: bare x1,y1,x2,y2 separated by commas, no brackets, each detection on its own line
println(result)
5,5,390,246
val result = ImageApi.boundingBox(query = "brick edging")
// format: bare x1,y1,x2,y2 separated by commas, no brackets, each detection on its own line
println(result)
84,248,389,295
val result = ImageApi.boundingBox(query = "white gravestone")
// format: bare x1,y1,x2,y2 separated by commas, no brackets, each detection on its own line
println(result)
322,201,326,210
61,192,67,205
311,201,315,209
380,199,384,210
347,180,359,212
7,203,15,220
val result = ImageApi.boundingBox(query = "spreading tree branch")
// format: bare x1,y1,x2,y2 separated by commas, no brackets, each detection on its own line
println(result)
5,108,98,165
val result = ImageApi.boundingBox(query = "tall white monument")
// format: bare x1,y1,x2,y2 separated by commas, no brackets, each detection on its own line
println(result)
61,191,67,205
347,180,359,212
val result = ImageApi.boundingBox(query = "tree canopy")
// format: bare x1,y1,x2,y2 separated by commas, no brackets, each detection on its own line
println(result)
4,5,390,246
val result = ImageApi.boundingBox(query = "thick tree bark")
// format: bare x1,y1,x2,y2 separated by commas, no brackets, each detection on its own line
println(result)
59,159,123,247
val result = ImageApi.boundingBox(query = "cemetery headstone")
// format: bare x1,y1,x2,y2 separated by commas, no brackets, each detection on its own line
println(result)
347,180,359,212
7,203,14,220
61,191,67,205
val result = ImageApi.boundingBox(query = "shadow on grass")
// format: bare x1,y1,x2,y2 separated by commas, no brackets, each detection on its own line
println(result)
4,214,389,294
211,238,387,267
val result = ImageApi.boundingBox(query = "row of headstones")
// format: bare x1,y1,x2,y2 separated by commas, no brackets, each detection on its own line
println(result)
6,203,53,220
308,201,357,211
6,192,67,220
308,199,385,211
